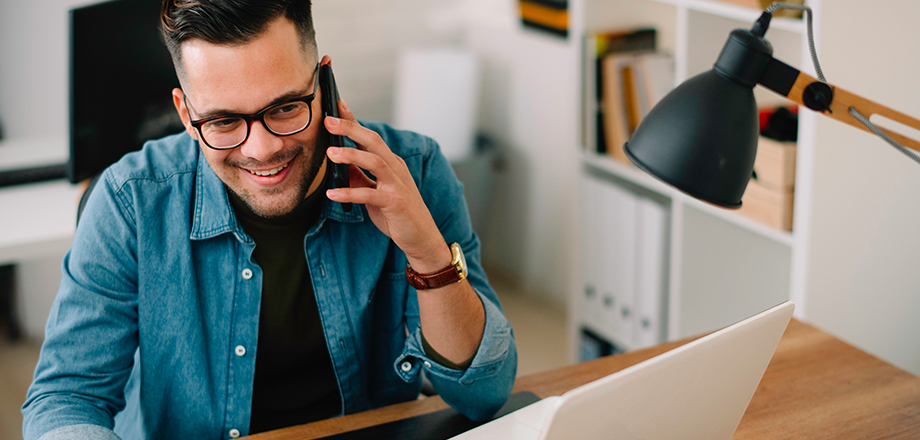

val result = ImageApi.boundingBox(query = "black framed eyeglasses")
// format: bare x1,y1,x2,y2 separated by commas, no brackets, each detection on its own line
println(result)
184,63,320,150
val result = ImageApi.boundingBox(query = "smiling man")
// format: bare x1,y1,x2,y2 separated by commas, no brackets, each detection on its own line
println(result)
22,1,516,439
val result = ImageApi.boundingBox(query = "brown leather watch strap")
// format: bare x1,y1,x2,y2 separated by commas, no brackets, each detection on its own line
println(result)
405,264,462,290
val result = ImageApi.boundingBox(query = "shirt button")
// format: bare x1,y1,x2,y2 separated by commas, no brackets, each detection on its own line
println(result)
235,345,246,357
400,361,412,372
229,428,240,438
241,268,253,279
424,361,432,368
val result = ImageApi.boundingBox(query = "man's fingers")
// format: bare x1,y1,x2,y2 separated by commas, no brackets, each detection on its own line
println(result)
347,164,376,188
325,98,411,185
327,146,396,182
324,116,383,153
325,116,409,179
326,186,392,207
338,99,357,123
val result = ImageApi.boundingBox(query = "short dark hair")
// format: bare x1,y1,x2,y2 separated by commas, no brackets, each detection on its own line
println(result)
160,0,316,76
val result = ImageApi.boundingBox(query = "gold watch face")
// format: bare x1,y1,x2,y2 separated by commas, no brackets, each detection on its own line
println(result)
451,242,468,279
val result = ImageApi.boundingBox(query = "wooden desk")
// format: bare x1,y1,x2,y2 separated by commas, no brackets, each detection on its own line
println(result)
249,319,920,439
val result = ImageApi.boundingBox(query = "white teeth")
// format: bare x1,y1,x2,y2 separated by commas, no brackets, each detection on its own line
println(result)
248,163,287,176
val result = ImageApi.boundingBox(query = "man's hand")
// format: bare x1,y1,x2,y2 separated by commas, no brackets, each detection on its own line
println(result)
319,57,485,365
324,99,452,273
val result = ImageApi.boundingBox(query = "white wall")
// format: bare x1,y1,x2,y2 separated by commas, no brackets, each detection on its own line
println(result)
312,0,465,124
0,0,98,140
805,0,920,375
461,0,581,308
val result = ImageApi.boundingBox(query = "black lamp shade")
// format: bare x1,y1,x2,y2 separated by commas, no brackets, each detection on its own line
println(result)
624,69,759,208
624,25,778,209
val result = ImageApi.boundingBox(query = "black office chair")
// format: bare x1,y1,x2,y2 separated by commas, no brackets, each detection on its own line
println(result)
76,174,101,226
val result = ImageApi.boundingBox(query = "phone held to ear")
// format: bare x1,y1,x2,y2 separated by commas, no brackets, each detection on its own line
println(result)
320,63,352,212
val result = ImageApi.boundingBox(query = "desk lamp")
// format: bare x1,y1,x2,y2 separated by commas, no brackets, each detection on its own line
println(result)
623,2,920,208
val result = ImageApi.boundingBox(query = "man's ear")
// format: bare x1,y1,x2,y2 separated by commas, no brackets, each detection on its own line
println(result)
172,88,198,140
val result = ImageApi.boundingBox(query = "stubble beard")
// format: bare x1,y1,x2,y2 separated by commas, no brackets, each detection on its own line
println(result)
225,139,327,219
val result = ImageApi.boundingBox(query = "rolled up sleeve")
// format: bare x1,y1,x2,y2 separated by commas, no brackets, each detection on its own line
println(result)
36,424,122,440
395,288,517,421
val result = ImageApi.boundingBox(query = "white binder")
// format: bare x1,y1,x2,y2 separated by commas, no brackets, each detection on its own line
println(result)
633,197,668,348
598,180,637,348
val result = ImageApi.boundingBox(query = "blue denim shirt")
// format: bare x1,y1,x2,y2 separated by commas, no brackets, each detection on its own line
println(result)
22,123,517,440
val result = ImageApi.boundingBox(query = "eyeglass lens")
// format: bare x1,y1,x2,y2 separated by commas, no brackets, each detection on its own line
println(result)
201,101,313,148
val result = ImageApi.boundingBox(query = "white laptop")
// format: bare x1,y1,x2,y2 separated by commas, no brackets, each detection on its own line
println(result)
452,301,795,440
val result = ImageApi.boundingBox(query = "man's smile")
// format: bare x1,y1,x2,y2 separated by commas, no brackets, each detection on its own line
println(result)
245,161,290,177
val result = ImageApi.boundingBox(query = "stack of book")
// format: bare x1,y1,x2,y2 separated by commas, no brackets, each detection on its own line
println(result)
583,28,675,164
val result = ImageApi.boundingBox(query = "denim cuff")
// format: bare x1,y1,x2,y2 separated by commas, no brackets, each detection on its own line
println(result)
420,329,473,370
394,289,513,385
36,424,122,440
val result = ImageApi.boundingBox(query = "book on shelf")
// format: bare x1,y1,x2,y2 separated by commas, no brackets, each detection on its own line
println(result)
584,29,674,165
583,28,656,157
519,0,570,38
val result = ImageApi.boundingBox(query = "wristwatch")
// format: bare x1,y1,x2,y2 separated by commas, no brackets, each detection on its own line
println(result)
405,243,468,290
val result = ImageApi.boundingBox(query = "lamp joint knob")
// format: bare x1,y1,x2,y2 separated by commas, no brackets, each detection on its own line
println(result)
803,82,834,113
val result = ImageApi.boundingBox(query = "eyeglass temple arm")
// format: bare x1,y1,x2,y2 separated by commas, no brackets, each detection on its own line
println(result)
757,57,920,153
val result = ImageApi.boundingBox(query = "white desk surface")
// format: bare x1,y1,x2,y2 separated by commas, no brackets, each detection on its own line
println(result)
0,179,82,266
0,137,80,266
0,136,68,170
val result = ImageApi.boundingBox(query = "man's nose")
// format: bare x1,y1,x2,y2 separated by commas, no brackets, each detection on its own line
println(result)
239,120,284,162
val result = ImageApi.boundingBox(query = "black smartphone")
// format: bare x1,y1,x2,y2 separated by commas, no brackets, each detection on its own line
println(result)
320,63,352,212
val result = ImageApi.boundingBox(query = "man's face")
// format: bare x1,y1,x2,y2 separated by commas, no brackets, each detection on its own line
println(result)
173,17,325,218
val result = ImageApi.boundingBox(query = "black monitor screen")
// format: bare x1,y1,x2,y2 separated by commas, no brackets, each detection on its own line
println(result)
69,0,183,183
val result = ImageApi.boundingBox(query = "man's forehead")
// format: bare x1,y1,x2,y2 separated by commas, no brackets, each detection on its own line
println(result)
179,21,317,113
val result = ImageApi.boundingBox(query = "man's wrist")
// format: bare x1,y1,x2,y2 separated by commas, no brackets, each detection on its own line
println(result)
405,240,452,274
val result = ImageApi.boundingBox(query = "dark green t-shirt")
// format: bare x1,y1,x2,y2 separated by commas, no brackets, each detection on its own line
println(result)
228,169,341,434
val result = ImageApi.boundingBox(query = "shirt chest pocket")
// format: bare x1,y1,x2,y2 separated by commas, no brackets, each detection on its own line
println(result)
370,270,410,331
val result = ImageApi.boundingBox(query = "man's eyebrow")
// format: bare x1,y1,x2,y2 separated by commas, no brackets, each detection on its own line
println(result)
194,89,312,120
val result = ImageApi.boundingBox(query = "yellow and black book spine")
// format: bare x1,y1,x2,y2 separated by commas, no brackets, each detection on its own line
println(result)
519,0,568,37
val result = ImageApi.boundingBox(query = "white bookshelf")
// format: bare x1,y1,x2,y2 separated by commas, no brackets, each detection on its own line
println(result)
571,0,820,361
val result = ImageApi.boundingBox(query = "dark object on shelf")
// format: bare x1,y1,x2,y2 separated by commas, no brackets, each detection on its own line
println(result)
760,106,798,142
603,28,657,54
520,0,569,38
579,327,623,362
0,163,67,188
317,391,541,440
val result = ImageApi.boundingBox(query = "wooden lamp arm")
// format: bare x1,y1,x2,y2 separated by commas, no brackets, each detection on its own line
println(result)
759,58,920,153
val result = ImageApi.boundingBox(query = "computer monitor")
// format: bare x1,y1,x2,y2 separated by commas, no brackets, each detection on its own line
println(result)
68,0,183,183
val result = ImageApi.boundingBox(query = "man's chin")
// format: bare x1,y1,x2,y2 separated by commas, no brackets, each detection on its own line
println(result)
244,199,297,218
